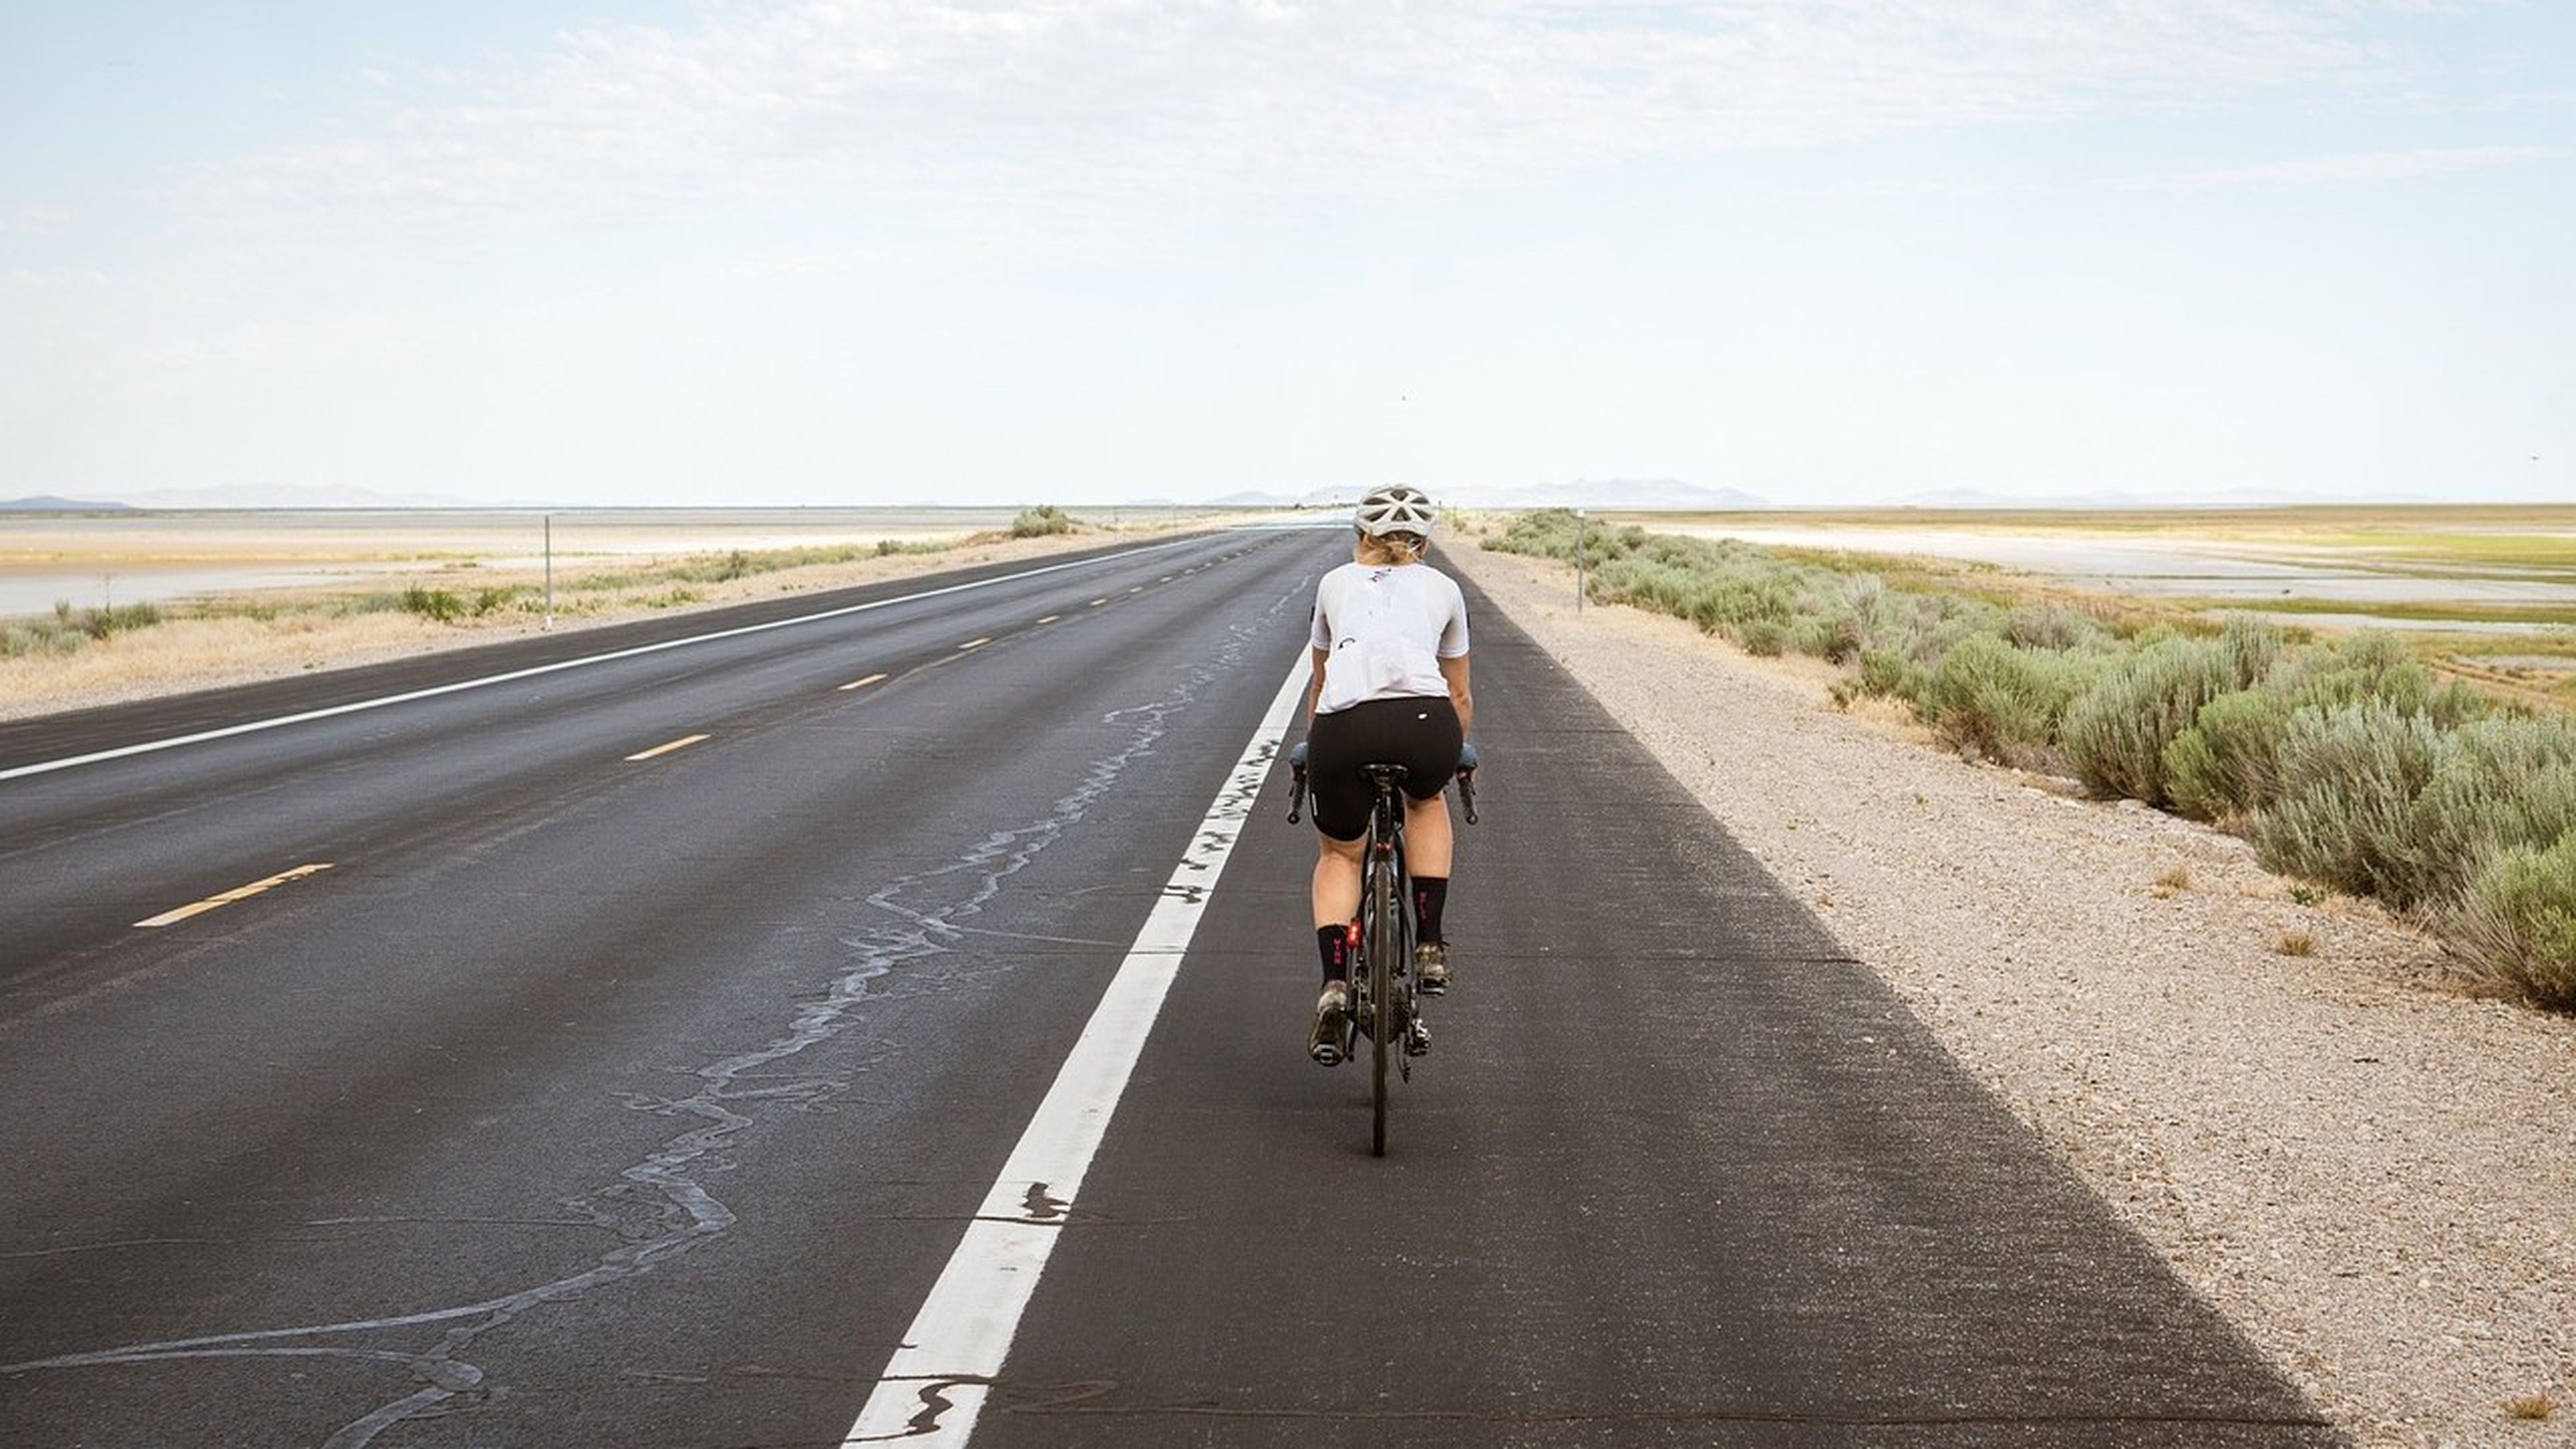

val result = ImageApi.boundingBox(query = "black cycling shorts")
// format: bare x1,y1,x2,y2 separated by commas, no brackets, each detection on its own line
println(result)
1306,696,1464,843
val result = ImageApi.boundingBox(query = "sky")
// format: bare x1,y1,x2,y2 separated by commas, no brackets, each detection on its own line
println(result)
3,0,2571,509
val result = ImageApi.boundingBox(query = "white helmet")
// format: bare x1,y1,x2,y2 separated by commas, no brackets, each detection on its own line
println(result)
1353,485,1437,538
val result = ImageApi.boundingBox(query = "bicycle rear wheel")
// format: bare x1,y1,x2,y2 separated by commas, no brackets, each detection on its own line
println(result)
1366,850,1397,1157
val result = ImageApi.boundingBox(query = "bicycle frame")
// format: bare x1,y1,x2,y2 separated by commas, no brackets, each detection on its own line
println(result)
1287,742,1477,1157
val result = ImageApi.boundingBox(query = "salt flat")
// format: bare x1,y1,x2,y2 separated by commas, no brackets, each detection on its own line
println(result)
0,508,1034,618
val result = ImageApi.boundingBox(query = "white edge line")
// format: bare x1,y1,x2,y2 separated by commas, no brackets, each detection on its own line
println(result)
0,537,1211,785
840,649,1311,1448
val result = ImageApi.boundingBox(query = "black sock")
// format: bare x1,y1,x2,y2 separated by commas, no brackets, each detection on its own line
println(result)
1411,877,1448,946
1316,924,1348,986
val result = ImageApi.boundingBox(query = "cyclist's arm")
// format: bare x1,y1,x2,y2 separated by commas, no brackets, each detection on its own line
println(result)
1440,653,1472,739
1307,646,1331,723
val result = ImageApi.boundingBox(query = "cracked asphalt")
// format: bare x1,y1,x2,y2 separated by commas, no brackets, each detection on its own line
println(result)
0,527,2342,1447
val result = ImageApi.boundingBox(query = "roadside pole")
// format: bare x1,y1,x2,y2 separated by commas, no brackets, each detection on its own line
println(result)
1575,508,1586,612
543,515,554,631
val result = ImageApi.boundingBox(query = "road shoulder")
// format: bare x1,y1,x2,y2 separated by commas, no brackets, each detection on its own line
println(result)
1450,539,2576,1448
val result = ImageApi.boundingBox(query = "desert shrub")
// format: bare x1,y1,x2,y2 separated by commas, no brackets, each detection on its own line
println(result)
1831,574,1900,651
1011,504,1075,538
2004,601,2112,653
2401,712,2576,904
2252,700,2450,906
2165,688,2294,822
1738,619,1788,656
1588,558,1698,623
2265,629,2485,724
2060,633,2259,804
1854,646,1926,701
101,602,160,637
1788,609,1864,663
1493,508,1642,566
2218,613,2288,685
1918,633,2102,765
2,621,85,658
400,586,467,623
41,599,165,641
2449,829,2576,1010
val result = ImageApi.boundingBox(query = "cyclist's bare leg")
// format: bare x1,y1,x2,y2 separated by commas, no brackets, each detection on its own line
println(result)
1403,793,1452,877
1311,832,1364,931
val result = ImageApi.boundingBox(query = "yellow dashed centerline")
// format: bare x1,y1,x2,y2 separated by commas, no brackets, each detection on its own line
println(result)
1127,586,1144,594
1036,614,1061,625
958,637,990,651
838,672,890,692
1088,598,1109,607
136,863,333,929
625,733,710,762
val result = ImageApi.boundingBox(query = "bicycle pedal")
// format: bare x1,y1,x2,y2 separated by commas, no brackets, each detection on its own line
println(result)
1403,1020,1432,1057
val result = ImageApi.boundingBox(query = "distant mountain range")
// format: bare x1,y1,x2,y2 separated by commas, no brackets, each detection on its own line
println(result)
1208,479,1772,511
1,484,507,511
0,494,136,513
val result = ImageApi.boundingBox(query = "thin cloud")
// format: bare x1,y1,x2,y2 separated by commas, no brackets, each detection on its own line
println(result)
168,0,2477,233
1,205,77,237
2125,144,2555,190
5,266,109,290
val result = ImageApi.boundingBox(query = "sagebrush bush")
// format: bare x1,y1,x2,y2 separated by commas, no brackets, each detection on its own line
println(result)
1855,646,1926,701
400,586,467,623
2060,633,2257,804
2450,829,2576,1010
1919,634,2100,765
1011,504,1075,538
2166,688,2294,822
2402,712,2576,904
1,622,86,658
2253,700,2449,906
1789,609,1863,663
2219,612,2288,686
2266,629,2488,724
2003,601,2112,653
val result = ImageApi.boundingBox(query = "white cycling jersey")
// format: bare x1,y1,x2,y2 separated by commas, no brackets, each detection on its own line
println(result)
1307,561,1471,715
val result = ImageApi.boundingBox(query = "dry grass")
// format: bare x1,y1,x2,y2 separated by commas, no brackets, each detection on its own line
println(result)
2506,1389,2555,1420
2277,929,2318,957
2152,863,2193,898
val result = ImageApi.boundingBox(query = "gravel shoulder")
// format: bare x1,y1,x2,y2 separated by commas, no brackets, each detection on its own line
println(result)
1453,539,2575,1449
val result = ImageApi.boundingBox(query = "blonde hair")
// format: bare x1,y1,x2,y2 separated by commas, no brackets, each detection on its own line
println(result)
1355,531,1426,567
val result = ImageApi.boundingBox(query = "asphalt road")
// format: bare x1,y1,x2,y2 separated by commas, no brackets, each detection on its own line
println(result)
0,527,2342,1448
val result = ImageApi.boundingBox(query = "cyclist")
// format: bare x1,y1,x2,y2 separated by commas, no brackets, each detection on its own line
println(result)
1302,485,1473,1065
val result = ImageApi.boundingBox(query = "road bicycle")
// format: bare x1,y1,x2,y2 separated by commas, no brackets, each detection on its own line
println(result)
1288,739,1478,1157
